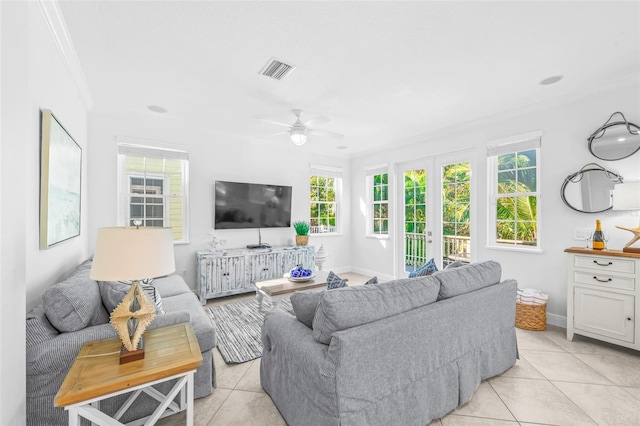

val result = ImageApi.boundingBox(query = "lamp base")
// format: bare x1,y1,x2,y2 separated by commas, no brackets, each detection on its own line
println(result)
622,247,640,254
119,335,145,364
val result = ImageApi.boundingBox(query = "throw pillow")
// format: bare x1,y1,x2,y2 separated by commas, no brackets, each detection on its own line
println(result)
436,260,502,300
42,267,110,332
141,283,165,314
364,276,378,285
99,281,165,314
290,291,323,328
409,258,438,278
445,260,465,269
326,271,348,289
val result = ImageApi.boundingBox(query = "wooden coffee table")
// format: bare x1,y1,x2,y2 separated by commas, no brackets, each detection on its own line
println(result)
255,270,347,310
55,323,202,426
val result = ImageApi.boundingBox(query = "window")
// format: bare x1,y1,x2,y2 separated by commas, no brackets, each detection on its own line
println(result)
487,133,541,250
366,164,389,236
310,164,341,234
117,142,189,243
404,169,427,270
442,161,471,264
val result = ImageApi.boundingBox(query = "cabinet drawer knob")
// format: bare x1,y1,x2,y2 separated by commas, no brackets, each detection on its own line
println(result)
628,317,633,321
593,276,613,283
593,260,613,267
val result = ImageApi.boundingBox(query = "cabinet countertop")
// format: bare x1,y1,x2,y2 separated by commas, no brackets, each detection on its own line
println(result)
564,247,640,259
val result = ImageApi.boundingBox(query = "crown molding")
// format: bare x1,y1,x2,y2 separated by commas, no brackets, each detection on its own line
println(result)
37,0,94,110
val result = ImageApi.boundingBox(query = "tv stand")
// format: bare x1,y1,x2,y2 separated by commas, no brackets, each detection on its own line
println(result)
196,246,315,304
246,243,271,249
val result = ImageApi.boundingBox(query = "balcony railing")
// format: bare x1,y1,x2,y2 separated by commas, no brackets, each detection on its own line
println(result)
310,225,337,234
405,234,470,270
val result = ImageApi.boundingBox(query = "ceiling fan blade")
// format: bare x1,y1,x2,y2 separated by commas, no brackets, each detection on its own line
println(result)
259,118,292,128
264,131,290,138
303,116,330,127
308,129,344,140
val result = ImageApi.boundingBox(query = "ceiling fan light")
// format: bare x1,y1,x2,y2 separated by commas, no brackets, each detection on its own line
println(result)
290,129,307,145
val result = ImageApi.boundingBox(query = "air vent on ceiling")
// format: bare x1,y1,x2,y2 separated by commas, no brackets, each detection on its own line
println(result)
259,58,296,80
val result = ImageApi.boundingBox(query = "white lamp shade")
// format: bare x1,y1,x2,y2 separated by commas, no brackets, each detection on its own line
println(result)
90,227,176,281
612,182,640,211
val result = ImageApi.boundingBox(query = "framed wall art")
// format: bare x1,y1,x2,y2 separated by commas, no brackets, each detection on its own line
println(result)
40,109,82,249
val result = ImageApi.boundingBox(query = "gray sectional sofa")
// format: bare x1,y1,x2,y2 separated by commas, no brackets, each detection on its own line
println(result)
261,261,517,426
25,258,216,425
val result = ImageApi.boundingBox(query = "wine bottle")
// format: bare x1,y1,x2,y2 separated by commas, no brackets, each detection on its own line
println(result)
592,219,605,250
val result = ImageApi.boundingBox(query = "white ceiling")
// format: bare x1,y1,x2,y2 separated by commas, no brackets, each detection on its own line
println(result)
58,1,640,156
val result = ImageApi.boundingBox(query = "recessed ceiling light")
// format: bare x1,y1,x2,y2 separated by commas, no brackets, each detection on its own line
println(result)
147,105,167,113
539,75,564,86
337,146,347,150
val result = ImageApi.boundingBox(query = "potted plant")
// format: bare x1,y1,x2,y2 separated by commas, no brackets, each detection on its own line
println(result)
293,221,310,246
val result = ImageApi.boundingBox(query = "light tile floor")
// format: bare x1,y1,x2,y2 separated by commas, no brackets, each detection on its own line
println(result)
159,273,640,425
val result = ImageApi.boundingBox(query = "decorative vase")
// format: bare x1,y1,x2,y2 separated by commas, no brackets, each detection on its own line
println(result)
315,244,328,271
295,235,309,246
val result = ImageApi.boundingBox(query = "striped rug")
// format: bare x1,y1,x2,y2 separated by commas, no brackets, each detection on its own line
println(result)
206,298,294,364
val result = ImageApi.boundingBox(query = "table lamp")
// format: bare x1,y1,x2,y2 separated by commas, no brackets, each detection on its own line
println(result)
90,226,175,363
612,182,640,253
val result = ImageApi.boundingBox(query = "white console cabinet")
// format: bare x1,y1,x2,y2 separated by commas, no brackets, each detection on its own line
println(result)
566,247,640,350
197,246,315,304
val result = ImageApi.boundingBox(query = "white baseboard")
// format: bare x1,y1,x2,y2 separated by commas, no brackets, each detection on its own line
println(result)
348,266,396,282
546,312,567,329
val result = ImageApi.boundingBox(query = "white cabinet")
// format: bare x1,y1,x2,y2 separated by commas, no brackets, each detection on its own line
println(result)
197,246,315,304
566,248,639,350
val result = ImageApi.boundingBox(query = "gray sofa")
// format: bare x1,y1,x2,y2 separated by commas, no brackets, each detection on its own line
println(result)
261,261,517,425
26,258,216,425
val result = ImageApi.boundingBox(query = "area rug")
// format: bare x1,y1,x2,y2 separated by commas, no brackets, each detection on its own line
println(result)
206,298,294,364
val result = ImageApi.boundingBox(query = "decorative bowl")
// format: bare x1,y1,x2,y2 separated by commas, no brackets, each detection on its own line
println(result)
284,273,316,283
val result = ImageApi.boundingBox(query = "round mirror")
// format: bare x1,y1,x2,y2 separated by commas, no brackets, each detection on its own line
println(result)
561,164,623,213
588,112,640,161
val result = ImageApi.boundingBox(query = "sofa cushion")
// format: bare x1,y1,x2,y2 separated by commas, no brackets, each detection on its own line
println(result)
42,266,109,333
152,274,193,298
435,260,502,300
160,293,217,351
312,275,440,344
409,258,438,277
25,305,59,348
290,291,323,328
326,271,348,289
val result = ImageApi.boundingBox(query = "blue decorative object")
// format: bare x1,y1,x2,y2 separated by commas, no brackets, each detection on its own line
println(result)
409,258,438,278
326,271,348,289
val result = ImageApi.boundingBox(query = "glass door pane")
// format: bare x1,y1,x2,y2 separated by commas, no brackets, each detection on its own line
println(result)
403,169,428,273
442,161,471,266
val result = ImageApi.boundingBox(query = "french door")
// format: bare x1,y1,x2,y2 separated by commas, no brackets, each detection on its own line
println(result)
396,152,474,276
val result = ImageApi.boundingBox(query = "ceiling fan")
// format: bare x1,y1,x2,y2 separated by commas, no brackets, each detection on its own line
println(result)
261,109,344,145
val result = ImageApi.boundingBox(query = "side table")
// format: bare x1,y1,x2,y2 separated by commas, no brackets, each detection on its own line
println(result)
55,323,202,426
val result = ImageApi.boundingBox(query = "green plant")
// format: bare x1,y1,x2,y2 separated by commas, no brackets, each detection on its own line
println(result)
293,221,310,236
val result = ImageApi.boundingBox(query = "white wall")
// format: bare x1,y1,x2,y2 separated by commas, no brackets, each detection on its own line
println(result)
1,1,90,423
350,77,640,327
87,113,352,289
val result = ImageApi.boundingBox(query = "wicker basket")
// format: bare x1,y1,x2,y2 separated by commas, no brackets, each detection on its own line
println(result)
515,301,546,331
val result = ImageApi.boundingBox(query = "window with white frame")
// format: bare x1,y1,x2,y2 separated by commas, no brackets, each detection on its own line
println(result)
309,164,342,234
117,142,189,243
366,164,389,236
487,133,541,250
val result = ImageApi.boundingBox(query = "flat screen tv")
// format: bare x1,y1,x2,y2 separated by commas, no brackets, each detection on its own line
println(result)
214,181,292,230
